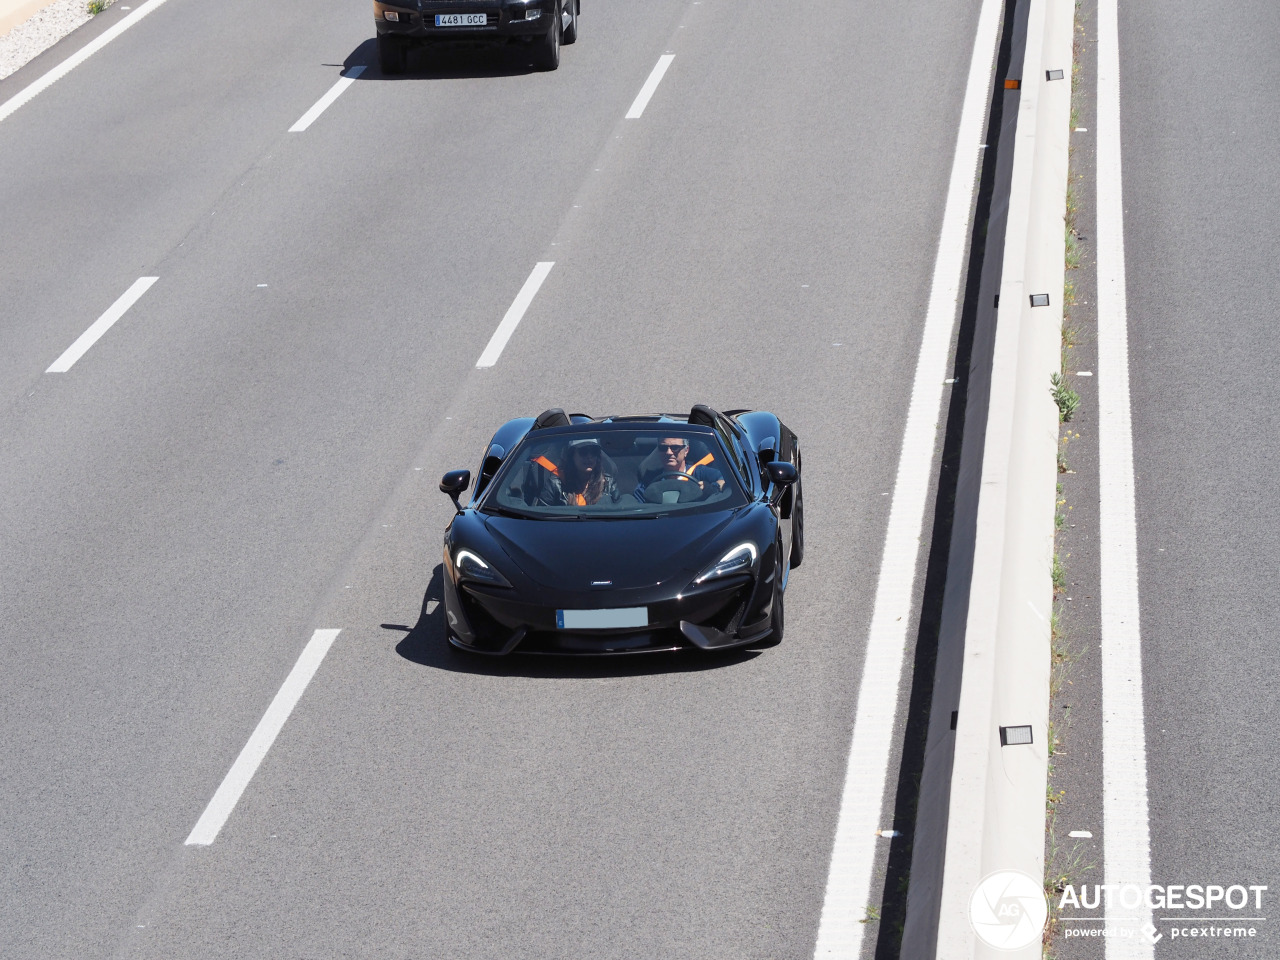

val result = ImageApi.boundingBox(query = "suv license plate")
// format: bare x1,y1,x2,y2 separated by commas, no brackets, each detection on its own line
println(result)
436,13,487,25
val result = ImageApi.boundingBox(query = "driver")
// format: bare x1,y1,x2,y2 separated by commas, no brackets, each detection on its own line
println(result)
634,436,724,501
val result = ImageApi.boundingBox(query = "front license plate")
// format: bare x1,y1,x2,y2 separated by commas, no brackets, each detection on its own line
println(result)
557,607,648,630
435,13,487,25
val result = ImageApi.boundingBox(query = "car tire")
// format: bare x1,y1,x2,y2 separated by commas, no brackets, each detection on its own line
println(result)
533,3,560,70
789,466,804,569
562,0,578,44
378,34,407,75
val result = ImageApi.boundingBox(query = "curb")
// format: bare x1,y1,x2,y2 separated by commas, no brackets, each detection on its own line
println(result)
899,0,1075,955
939,0,1072,952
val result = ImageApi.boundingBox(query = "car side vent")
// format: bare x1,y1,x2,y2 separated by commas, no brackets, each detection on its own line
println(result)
532,408,571,430
688,404,718,427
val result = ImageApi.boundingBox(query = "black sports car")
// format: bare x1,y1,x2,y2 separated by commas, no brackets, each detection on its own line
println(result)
438,405,803,655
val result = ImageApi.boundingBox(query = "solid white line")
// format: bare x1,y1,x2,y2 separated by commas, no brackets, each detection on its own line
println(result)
46,276,158,373
810,0,1004,953
0,0,175,125
288,66,365,133
625,54,674,119
185,629,341,846
475,261,555,368
1096,0,1155,956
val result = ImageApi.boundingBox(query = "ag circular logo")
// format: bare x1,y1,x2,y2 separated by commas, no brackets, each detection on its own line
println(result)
968,869,1049,951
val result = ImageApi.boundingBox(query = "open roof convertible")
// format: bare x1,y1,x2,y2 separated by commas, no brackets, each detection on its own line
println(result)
438,405,803,655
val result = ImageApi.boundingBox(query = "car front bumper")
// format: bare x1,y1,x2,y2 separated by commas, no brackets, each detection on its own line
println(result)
443,573,774,656
374,0,555,42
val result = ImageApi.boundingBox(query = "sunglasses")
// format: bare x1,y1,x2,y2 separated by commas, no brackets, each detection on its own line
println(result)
657,443,688,452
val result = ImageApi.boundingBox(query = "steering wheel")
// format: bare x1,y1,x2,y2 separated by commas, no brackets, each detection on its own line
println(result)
643,473,705,504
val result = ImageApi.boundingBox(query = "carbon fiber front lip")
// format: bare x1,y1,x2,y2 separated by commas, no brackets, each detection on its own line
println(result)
447,631,688,656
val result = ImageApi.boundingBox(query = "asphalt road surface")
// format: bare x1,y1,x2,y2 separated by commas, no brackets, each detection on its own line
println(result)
1049,0,1279,957
0,0,994,956
1124,0,1280,953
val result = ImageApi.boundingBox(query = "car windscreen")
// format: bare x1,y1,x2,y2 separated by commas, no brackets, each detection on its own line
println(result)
480,427,748,518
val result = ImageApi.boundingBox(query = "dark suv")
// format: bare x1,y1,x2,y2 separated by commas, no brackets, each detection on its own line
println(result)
373,0,578,73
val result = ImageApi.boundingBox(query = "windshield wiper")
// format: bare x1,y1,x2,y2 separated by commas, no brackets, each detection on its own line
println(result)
482,505,538,520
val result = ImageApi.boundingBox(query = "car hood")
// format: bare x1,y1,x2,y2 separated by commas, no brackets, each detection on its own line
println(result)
481,511,741,590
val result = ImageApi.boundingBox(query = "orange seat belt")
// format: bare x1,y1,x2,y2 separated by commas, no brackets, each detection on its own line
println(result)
670,452,713,481
532,455,560,476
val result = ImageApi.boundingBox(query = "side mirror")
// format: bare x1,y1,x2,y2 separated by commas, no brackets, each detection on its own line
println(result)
764,461,797,487
440,469,471,513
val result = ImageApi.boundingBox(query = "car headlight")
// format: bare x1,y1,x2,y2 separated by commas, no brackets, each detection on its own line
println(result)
453,548,511,586
695,542,758,584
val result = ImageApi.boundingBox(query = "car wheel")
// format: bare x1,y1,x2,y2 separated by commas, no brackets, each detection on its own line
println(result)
533,3,560,70
789,467,804,569
562,0,578,44
378,34,407,75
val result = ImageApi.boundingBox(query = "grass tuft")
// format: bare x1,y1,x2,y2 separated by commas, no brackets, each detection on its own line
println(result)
1050,373,1080,422
1065,225,1082,271
1048,608,1077,698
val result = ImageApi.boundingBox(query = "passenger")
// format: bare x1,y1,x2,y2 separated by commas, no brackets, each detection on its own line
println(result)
531,439,619,506
559,438,619,506
634,436,724,501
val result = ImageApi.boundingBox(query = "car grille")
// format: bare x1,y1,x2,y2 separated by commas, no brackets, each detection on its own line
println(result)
519,628,689,655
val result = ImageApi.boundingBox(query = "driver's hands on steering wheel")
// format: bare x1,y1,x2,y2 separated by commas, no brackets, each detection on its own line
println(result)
660,469,702,487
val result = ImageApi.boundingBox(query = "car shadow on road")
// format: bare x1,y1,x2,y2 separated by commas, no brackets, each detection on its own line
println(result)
387,565,766,679
341,39,545,81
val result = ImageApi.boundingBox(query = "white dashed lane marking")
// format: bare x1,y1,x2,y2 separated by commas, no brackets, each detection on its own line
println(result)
475,261,555,368
185,629,341,846
289,66,366,133
625,55,674,119
46,276,158,373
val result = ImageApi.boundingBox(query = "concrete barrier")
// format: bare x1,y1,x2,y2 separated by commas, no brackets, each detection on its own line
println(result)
898,0,1075,956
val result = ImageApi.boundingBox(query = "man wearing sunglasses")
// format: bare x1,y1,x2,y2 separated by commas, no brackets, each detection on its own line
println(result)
633,436,724,502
